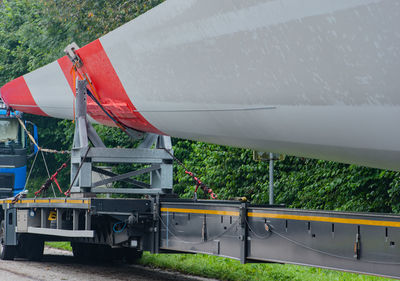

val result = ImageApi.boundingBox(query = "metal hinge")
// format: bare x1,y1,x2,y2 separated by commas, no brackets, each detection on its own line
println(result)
64,42,83,67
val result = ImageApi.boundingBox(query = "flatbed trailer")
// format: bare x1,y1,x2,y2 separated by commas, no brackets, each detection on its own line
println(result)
1,197,400,279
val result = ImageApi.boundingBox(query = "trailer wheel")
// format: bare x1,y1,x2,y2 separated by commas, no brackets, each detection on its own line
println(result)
94,245,113,262
72,243,113,262
0,221,16,260
71,242,89,260
26,239,44,261
123,249,143,264
18,235,44,261
0,243,16,260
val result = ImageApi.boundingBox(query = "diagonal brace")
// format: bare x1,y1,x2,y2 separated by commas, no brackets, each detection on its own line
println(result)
92,164,160,188
92,166,150,189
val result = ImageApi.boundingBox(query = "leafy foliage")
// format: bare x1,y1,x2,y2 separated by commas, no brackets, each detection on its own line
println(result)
173,141,400,213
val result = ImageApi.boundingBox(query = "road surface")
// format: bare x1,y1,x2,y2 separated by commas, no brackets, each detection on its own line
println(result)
0,247,216,281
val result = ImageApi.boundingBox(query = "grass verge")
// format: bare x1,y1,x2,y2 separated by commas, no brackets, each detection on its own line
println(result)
139,253,393,281
45,241,72,251
46,242,393,281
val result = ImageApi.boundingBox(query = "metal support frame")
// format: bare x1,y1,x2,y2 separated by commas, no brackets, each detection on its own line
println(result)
70,79,173,195
150,195,161,254
239,202,248,264
5,208,17,245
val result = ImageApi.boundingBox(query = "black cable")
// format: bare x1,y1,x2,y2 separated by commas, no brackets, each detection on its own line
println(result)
86,88,128,131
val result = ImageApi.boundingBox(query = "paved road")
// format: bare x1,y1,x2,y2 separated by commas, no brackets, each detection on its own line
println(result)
0,247,215,281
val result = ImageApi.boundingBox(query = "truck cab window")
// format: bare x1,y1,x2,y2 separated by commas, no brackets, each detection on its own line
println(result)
0,119,22,148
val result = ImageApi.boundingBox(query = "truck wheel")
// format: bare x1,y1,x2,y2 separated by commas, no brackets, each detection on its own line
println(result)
91,244,112,263
18,235,44,261
72,243,112,263
26,239,44,261
0,221,16,260
71,242,89,260
123,249,143,264
0,243,16,260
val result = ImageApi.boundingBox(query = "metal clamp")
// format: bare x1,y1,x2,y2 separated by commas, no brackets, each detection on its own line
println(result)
64,42,83,67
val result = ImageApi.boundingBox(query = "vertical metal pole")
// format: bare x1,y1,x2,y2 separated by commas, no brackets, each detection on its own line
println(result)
40,208,46,228
85,210,91,230
56,209,63,230
269,152,274,205
76,79,88,148
239,202,248,264
166,210,169,248
151,196,160,254
73,209,79,230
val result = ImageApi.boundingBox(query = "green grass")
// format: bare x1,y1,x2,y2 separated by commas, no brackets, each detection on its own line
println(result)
139,253,393,281
45,241,72,251
45,242,393,281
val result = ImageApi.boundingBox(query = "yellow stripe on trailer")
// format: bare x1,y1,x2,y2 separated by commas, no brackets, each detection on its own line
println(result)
160,207,400,228
161,207,239,217
19,199,35,203
0,198,91,206
66,199,90,204
248,212,400,228
36,199,51,204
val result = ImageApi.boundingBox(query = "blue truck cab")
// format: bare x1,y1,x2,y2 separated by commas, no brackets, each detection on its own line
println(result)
0,99,37,198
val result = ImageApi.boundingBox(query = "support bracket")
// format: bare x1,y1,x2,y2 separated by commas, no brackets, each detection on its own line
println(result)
70,78,173,195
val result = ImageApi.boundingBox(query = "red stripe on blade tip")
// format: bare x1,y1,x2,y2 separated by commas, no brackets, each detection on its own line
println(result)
58,39,163,134
0,76,48,116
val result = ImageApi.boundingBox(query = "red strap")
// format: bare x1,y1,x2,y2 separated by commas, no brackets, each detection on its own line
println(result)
184,169,217,199
35,163,68,197
53,178,63,194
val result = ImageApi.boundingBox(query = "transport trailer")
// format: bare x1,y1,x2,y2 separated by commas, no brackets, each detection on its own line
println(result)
0,2,399,278
0,197,400,279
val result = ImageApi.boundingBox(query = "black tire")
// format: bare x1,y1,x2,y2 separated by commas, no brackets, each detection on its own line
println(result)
26,239,44,261
72,243,112,263
71,242,89,261
94,244,113,263
17,235,44,261
0,221,16,261
123,248,143,264
0,243,16,260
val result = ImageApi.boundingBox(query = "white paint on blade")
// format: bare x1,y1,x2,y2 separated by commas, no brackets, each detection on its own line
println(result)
101,0,399,111
103,0,382,53
24,61,74,120
148,105,400,171
99,0,400,171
